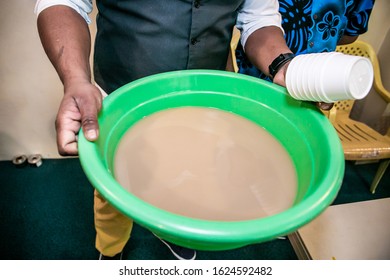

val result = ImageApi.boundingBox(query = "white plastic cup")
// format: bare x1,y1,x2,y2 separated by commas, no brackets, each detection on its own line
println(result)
319,52,373,101
286,52,374,102
300,54,318,101
307,54,326,101
286,53,322,101
285,54,307,100
314,52,340,102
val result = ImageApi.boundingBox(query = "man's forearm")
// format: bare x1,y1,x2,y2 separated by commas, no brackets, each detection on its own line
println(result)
244,26,291,77
37,5,92,87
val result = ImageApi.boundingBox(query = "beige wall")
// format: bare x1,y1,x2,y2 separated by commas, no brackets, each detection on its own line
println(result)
0,1,97,160
360,0,390,52
0,0,389,161
0,1,62,160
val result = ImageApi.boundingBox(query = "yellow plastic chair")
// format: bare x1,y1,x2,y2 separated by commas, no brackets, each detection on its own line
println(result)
328,40,390,193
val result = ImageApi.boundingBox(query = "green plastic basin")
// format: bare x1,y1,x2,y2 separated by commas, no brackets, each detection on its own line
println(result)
79,70,344,251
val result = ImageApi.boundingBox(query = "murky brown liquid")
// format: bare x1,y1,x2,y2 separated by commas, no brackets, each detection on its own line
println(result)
114,107,297,221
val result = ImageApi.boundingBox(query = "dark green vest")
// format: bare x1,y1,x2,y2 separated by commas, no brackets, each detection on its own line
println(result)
94,0,244,93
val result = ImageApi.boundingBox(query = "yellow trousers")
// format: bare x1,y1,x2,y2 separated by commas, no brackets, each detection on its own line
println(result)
92,88,134,256
94,190,133,257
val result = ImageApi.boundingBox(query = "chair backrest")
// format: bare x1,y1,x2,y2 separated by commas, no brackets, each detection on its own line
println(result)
335,41,390,135
333,100,356,113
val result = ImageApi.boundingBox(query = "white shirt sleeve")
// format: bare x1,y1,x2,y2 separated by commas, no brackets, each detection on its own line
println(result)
34,0,93,24
236,0,283,49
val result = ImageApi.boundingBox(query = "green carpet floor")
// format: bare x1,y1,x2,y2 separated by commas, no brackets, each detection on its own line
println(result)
0,158,389,260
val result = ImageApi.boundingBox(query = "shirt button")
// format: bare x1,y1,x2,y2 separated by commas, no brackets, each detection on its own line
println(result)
191,38,199,45
194,0,201,8
313,14,318,20
309,41,314,47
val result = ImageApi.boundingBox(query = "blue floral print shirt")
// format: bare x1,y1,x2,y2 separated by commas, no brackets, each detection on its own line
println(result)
236,0,375,80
